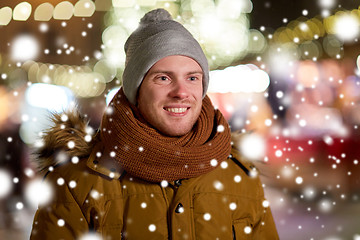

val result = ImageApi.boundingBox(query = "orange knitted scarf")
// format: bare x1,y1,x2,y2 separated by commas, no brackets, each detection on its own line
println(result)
100,88,231,182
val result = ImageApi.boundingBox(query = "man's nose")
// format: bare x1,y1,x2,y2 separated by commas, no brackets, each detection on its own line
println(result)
169,80,189,99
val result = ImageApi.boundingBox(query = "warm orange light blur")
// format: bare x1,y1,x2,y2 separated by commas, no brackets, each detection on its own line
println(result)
297,60,320,88
0,87,10,127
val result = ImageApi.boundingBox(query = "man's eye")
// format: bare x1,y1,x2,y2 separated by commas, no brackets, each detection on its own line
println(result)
189,76,198,81
160,76,168,81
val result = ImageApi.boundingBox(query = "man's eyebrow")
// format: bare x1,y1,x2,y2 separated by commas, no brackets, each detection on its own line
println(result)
148,70,203,75
187,71,203,75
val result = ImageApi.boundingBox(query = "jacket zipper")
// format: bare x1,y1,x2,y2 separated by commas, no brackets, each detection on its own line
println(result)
160,183,173,240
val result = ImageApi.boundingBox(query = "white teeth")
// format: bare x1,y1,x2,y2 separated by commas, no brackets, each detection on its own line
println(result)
165,108,187,113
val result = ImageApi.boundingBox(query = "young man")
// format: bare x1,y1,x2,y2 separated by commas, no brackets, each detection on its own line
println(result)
30,9,279,239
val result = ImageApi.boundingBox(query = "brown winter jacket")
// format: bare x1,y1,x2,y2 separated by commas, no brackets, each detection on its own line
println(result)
30,112,279,240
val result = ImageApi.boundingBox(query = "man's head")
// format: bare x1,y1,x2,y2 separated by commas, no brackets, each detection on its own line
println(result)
137,55,203,136
122,8,209,105
122,9,209,136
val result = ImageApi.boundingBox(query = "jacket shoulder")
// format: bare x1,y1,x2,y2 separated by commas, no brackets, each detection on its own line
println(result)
229,148,258,177
43,157,122,207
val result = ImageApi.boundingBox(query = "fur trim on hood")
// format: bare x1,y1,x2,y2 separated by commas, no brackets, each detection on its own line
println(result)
34,109,97,172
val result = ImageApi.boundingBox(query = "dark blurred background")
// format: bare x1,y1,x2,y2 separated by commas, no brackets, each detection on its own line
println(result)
1,0,360,239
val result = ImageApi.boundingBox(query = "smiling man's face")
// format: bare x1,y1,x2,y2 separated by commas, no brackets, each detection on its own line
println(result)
137,55,203,136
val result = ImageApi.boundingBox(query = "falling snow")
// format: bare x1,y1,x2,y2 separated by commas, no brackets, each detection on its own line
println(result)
1,1,360,240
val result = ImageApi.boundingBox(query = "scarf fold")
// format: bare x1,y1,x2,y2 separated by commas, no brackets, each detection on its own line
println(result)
100,88,231,182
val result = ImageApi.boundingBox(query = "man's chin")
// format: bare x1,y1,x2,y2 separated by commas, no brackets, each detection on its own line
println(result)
158,125,193,137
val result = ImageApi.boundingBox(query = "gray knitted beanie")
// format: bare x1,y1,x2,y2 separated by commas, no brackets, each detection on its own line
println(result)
122,8,209,105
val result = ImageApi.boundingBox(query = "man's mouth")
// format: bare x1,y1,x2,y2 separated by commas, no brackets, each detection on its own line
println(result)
164,107,189,114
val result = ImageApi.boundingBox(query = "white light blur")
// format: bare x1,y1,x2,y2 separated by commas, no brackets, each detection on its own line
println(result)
199,14,221,39
78,232,103,240
318,0,336,9
208,64,270,93
13,2,32,21
39,23,49,32
280,166,294,178
217,0,253,19
267,44,298,78
334,14,360,42
318,198,333,213
112,0,136,8
106,87,120,105
0,169,13,199
102,25,128,68
11,35,40,61
25,178,53,208
25,83,75,112
295,176,303,184
213,180,224,191
238,133,266,160
303,186,317,200
0,7,12,26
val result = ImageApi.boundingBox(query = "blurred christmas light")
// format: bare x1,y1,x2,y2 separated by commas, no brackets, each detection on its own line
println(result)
322,35,343,58
280,166,294,178
112,0,136,8
106,87,120,105
208,64,270,93
78,232,103,240
238,133,266,160
318,198,333,213
333,13,360,42
34,3,54,21
25,178,53,208
0,169,13,199
267,43,299,78
11,34,40,61
0,6,12,25
25,83,74,112
297,61,320,88
217,0,251,19
13,2,32,21
74,0,96,17
39,23,49,32
93,60,117,83
318,0,336,9
53,1,74,20
102,25,128,68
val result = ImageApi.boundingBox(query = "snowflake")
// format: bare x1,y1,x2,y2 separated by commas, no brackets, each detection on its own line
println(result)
148,224,156,232
203,213,211,221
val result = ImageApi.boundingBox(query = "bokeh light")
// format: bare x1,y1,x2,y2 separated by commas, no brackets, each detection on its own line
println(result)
25,178,53,208
74,0,96,17
0,6,12,25
106,87,120,105
11,34,40,62
238,133,266,160
1,1,360,239
208,64,270,93
53,1,74,20
13,2,32,21
34,3,54,21
333,12,360,42
0,169,13,199
318,0,336,9
25,83,74,112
